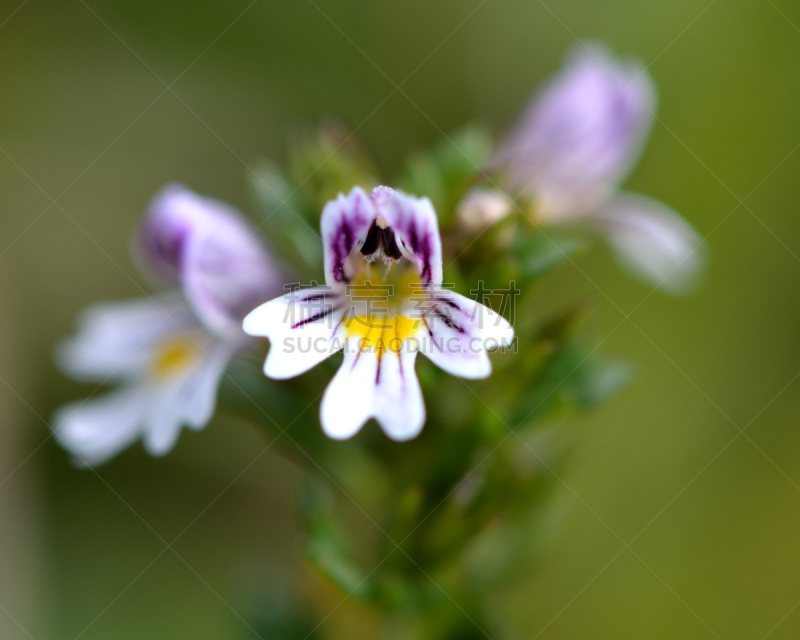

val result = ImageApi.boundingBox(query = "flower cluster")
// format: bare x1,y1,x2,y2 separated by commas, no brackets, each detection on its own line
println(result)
50,42,708,640
53,42,703,468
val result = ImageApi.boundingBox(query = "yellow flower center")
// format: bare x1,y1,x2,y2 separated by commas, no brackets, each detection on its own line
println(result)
342,261,425,352
348,262,422,312
150,337,198,379
344,314,423,352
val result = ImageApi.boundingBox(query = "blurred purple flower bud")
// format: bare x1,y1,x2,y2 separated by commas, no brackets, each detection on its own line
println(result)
495,43,656,217
137,184,198,283
137,184,283,336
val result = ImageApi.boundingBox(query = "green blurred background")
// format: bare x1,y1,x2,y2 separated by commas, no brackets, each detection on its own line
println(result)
2,0,800,637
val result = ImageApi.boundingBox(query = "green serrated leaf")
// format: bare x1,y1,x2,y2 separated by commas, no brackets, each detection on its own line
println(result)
300,477,375,599
306,535,373,599
402,154,447,211
288,121,381,209
249,164,322,275
436,126,493,185
399,125,493,226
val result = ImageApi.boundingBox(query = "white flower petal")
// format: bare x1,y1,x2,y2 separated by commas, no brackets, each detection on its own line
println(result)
320,339,378,440
321,187,376,285
421,291,514,380
243,287,345,379
142,382,186,456
321,336,425,441
57,293,196,382
371,347,425,441
142,337,238,456
52,385,148,467
594,192,704,293
182,338,239,430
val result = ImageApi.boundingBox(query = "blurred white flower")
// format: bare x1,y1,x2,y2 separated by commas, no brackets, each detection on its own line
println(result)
495,43,704,292
54,185,282,465
244,186,514,442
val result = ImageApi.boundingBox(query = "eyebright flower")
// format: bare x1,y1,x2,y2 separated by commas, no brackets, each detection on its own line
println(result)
493,43,703,292
243,186,514,442
53,185,282,465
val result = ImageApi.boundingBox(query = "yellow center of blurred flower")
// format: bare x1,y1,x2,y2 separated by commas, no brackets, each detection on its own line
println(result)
151,337,197,379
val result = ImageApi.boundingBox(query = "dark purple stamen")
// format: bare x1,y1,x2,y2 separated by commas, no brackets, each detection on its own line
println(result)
359,220,403,261
360,221,381,257
381,227,403,260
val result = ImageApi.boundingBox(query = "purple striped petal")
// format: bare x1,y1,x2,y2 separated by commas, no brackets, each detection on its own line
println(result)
379,189,443,286
320,186,444,286
321,187,376,285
